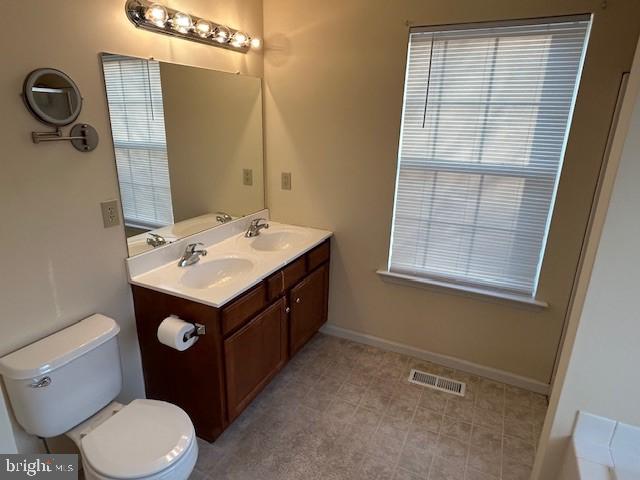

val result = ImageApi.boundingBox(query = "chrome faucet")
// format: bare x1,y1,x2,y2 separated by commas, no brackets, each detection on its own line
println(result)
245,218,269,238
146,233,167,248
178,243,207,267
216,212,233,223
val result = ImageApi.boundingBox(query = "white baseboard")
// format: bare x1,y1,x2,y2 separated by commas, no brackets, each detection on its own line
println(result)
320,324,550,395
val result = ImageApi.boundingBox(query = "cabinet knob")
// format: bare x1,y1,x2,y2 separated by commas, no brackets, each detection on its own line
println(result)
285,307,291,313
296,297,301,304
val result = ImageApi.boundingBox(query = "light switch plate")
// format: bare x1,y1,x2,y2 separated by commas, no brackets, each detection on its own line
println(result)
243,168,253,186
101,200,121,228
281,172,292,190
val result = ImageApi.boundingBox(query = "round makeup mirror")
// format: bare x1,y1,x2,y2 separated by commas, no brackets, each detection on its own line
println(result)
23,68,82,126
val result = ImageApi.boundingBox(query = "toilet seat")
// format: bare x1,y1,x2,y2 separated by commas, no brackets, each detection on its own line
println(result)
81,399,195,479
82,435,197,480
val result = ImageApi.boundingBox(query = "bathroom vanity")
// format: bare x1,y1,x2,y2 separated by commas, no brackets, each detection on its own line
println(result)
99,53,331,442
127,219,331,441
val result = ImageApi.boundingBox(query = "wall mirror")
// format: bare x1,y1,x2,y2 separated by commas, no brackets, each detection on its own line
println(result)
23,68,83,126
100,53,265,256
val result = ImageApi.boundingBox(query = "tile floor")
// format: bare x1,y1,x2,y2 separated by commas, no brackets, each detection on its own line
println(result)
191,334,547,480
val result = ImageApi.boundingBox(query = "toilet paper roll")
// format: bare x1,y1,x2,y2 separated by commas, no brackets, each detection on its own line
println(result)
157,316,198,351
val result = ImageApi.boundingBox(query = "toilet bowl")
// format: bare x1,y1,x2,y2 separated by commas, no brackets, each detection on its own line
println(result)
0,314,198,480
67,400,198,480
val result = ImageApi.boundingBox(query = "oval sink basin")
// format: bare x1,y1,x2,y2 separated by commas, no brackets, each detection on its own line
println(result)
250,230,307,252
179,257,254,289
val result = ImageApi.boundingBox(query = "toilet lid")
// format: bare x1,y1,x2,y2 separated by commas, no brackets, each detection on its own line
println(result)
82,399,194,479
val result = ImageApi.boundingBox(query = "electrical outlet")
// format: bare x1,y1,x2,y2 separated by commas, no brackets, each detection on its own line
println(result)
100,200,121,228
281,172,292,190
243,168,253,186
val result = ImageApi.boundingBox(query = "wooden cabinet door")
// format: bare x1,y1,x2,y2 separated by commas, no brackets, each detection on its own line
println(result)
289,264,328,355
224,299,287,422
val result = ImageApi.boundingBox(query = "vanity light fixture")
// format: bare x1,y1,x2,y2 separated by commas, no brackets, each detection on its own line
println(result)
213,25,232,44
170,11,193,34
195,19,213,38
230,31,249,48
144,3,168,27
125,0,260,53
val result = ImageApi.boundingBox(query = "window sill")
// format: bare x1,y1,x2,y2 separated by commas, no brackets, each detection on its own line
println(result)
376,270,548,309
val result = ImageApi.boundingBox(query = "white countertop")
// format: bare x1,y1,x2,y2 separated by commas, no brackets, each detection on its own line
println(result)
127,218,332,308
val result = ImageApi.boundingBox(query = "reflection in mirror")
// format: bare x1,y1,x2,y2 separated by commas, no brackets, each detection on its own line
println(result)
100,54,264,256
23,69,82,126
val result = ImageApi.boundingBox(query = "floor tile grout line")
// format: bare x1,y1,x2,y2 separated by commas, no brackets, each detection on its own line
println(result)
352,357,386,476
426,415,440,480
389,374,422,478
340,373,367,472
461,381,480,480
400,373,434,480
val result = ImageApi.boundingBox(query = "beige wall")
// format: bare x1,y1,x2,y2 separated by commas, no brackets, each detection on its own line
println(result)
533,38,640,478
161,62,264,221
263,0,640,383
0,0,262,452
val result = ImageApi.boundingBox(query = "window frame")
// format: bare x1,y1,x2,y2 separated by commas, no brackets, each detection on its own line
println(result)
381,15,592,304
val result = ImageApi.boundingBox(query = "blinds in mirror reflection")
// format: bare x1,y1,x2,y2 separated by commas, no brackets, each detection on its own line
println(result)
102,55,174,229
390,17,591,296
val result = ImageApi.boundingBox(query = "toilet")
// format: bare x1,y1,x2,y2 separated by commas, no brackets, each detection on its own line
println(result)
0,314,198,480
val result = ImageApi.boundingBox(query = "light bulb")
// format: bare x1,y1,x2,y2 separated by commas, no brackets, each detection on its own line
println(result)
231,31,249,48
170,12,193,34
213,25,231,43
250,37,262,49
144,4,168,27
194,19,212,37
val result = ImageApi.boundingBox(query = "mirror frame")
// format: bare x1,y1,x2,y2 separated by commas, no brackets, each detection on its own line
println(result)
23,68,83,126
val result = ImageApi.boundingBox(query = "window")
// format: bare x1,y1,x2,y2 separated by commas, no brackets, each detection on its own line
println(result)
388,17,591,298
102,55,174,229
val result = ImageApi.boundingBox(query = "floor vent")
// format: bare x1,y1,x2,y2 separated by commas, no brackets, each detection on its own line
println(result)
408,369,466,397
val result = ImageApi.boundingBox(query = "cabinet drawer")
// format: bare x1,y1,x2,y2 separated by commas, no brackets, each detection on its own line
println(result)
306,240,330,271
222,283,267,336
267,256,306,301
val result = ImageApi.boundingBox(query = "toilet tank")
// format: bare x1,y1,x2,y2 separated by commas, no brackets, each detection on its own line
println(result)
0,314,122,438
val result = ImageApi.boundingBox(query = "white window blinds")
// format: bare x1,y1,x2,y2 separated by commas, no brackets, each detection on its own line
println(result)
102,55,174,229
389,17,591,297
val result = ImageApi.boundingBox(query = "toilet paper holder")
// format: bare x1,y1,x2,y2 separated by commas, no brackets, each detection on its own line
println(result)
184,323,206,342
170,315,206,342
